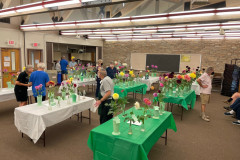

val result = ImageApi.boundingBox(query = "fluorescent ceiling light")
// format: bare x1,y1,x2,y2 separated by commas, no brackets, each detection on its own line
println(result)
44,0,80,8
217,11,240,15
169,13,215,19
132,17,167,22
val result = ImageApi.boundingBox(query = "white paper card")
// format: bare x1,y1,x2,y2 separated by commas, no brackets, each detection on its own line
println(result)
4,56,10,61
127,121,142,126
4,62,10,67
132,115,138,122
35,60,39,64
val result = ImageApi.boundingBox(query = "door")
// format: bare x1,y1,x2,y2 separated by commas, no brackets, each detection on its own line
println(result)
28,49,42,70
1,48,21,88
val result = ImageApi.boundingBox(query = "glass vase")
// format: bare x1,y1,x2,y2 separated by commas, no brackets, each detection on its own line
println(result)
154,73,157,77
37,95,42,106
7,81,11,88
128,124,133,135
153,106,160,119
80,76,84,81
151,73,154,77
62,91,66,100
67,95,71,105
168,87,173,96
160,102,165,115
141,121,145,132
112,116,120,135
71,93,77,103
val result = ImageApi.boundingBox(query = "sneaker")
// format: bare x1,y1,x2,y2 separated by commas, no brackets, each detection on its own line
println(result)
224,112,233,115
223,100,230,104
232,121,240,125
200,114,209,119
202,116,210,122
223,106,231,111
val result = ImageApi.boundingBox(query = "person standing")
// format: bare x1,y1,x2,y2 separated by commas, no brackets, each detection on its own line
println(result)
106,61,117,79
14,65,34,106
95,69,114,124
55,60,61,71
29,63,50,102
197,67,214,122
69,56,77,69
60,56,69,80
95,59,103,98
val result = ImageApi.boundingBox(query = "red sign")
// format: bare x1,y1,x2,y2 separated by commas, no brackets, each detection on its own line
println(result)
8,40,15,45
33,43,38,47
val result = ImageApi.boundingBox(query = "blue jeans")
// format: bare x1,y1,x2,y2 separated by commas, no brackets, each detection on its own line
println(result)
230,98,240,120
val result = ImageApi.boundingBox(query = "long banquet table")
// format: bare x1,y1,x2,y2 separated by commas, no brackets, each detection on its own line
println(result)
88,108,177,160
14,96,96,145
140,76,159,91
163,90,196,120
114,83,148,99
0,88,33,103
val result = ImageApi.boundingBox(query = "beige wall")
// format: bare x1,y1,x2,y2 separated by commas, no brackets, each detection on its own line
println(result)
103,40,240,73
0,28,103,73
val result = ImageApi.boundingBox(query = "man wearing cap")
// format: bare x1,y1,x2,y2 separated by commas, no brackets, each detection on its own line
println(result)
69,56,77,69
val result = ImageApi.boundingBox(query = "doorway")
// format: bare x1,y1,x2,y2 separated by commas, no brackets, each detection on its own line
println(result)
28,49,42,70
1,48,21,88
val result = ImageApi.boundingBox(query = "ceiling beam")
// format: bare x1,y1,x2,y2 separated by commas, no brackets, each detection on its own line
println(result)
62,10,74,21
112,0,149,18
2,0,12,8
164,0,184,13
0,0,142,19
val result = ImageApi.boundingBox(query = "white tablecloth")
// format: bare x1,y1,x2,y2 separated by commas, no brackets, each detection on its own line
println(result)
59,79,96,93
14,96,96,143
0,88,33,103
140,77,159,91
191,82,200,95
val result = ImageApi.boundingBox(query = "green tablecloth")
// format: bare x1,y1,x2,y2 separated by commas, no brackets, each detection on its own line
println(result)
87,108,177,160
114,83,148,98
163,90,196,110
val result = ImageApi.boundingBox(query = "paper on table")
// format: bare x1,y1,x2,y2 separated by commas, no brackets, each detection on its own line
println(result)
127,121,142,126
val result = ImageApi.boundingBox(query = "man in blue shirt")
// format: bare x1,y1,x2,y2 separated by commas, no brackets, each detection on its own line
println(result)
60,56,69,80
29,63,50,102
106,62,117,79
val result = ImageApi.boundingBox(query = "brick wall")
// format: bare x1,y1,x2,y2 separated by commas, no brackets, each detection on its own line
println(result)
103,40,240,73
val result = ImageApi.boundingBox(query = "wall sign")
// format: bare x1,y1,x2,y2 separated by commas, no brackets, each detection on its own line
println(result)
8,40,15,46
4,56,10,61
32,43,39,47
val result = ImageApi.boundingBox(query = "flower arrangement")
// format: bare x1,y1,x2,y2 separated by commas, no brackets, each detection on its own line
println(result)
151,65,158,73
48,81,56,95
61,82,67,92
137,98,152,132
35,84,43,96
107,93,128,117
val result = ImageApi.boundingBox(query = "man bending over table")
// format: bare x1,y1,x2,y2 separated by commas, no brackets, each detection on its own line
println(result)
95,69,114,124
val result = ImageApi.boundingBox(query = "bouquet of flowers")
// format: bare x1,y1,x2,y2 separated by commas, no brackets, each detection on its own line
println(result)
137,98,152,132
35,84,43,96
151,65,158,73
48,81,56,95
107,93,122,117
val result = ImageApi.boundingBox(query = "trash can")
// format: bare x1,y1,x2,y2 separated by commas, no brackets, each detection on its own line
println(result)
57,72,62,85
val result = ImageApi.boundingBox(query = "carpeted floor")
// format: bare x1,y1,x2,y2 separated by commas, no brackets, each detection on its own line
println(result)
0,90,239,160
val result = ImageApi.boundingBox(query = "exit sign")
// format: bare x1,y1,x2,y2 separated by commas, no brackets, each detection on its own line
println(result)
33,43,38,47
8,40,15,45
